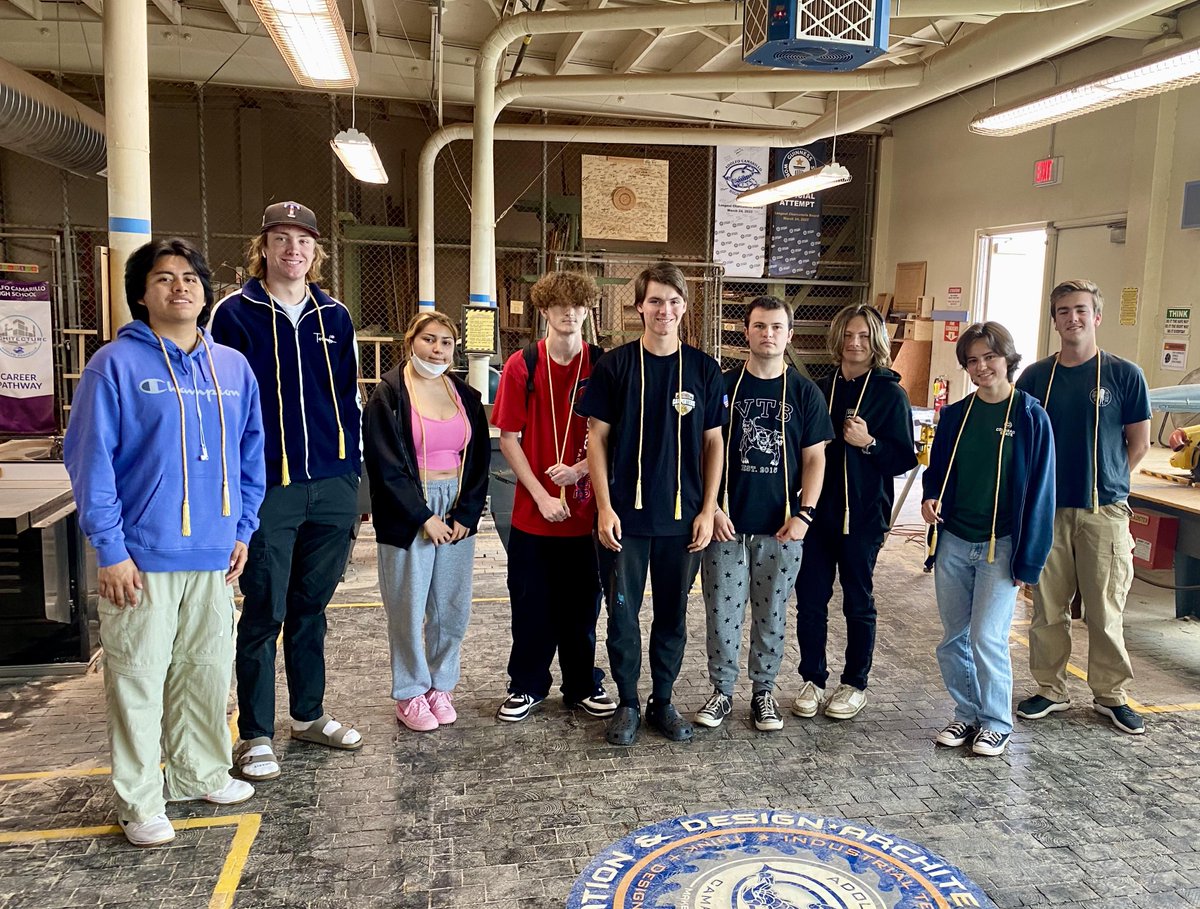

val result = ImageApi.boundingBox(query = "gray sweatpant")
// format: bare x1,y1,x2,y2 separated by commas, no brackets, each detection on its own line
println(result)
701,534,804,695
378,479,475,701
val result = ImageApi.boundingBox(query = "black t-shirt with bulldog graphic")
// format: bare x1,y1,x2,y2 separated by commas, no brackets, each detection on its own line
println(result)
720,368,834,535
578,339,725,536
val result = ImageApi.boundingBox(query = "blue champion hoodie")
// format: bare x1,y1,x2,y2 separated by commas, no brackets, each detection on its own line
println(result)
64,321,266,572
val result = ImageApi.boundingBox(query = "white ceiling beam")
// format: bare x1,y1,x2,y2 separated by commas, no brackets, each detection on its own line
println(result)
554,0,608,75
79,0,102,14
773,90,809,109
150,0,183,26
613,29,662,74
8,0,43,19
670,34,740,73
361,0,380,53
212,0,253,34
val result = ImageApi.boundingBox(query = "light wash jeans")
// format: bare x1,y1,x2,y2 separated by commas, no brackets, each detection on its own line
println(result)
933,531,1019,735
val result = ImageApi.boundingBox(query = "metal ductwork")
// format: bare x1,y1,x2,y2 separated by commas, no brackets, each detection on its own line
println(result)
0,57,106,178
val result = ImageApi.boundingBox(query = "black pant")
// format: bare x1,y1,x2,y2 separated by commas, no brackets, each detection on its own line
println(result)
795,520,882,691
236,474,359,740
598,534,701,706
505,528,604,702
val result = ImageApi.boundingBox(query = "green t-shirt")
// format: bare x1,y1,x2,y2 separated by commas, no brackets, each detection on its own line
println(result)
943,397,1014,544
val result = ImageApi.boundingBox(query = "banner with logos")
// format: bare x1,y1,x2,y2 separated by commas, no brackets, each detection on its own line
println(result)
767,142,826,279
712,146,769,278
0,279,55,434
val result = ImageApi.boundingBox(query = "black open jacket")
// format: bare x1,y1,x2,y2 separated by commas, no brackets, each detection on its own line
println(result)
363,365,491,550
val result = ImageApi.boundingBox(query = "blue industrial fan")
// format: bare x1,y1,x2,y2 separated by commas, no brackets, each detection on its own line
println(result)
743,0,890,71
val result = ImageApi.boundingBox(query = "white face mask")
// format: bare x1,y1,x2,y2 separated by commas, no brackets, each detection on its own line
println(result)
411,354,449,379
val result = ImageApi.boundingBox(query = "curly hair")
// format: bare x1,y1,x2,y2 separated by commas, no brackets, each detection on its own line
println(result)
529,271,599,311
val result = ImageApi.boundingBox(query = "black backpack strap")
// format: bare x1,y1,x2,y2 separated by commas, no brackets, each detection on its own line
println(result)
524,341,540,398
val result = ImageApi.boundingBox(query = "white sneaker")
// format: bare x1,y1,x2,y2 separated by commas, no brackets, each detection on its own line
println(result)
824,684,867,720
168,778,254,805
121,814,175,847
791,681,825,718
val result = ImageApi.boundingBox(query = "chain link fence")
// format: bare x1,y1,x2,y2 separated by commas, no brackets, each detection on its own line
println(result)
0,79,874,423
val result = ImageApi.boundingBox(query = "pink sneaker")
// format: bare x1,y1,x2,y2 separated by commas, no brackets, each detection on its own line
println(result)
396,695,438,732
426,689,457,725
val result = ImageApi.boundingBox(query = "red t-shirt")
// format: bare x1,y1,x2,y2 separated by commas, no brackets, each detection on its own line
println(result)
491,341,597,537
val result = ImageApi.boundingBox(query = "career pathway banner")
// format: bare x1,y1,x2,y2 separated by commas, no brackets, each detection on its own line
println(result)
0,279,55,434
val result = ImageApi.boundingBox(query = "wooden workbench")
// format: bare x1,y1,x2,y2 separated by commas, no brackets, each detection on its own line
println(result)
1129,447,1200,618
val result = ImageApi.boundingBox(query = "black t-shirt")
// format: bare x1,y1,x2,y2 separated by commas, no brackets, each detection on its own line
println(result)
721,367,833,534
1016,352,1150,507
942,396,1015,544
577,340,725,535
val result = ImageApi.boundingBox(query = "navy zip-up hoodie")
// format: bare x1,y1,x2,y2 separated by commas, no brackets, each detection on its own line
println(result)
210,278,361,488
921,388,1056,585
64,321,266,571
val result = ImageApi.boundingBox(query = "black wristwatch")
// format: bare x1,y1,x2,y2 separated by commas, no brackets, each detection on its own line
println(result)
797,505,816,525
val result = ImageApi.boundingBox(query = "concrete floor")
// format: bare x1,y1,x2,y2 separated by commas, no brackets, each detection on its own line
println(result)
2,479,1200,909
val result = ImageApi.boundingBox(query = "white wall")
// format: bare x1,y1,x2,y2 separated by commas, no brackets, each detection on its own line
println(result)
881,30,1200,400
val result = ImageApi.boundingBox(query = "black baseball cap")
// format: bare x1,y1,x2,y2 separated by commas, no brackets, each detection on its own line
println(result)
261,201,320,237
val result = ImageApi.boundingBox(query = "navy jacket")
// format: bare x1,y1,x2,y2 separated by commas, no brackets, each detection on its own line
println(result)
210,278,362,488
922,388,1056,585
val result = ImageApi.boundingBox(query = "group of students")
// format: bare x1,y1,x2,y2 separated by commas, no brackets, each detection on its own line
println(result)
63,205,1149,847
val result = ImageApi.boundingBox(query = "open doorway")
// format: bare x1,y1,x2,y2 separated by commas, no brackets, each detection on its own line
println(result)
974,227,1049,382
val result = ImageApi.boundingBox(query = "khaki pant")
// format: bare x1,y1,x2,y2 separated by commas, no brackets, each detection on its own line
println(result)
99,570,235,822
1029,504,1136,706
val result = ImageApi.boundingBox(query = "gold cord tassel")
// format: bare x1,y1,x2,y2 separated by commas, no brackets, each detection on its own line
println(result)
181,500,191,537
338,427,346,461
635,480,643,510
281,454,291,487
221,482,231,517
987,533,996,564
674,491,682,521
843,508,850,535
928,524,940,558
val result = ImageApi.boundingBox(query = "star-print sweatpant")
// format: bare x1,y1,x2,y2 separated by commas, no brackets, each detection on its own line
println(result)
701,534,805,696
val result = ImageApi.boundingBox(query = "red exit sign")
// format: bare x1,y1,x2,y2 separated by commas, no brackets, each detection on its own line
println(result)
1033,156,1062,186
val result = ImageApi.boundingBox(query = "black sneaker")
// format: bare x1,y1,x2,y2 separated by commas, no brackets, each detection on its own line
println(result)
496,692,543,722
1094,701,1146,735
694,690,732,728
751,692,784,731
935,721,978,747
570,689,618,719
1016,694,1069,720
971,728,1010,756
646,701,694,742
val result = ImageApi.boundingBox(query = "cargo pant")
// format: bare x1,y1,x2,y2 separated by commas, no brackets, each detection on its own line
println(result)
100,570,235,823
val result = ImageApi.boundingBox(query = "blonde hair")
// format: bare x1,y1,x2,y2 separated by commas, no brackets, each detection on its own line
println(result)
1049,278,1104,317
403,310,458,356
828,303,892,369
246,231,328,283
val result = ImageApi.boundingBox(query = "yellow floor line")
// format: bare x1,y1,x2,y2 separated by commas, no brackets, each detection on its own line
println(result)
0,814,262,909
1009,630,1198,715
0,766,114,782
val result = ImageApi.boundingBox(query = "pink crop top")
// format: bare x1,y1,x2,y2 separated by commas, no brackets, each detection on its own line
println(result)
410,399,470,471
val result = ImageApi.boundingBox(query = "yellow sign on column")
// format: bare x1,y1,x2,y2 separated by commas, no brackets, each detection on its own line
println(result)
1119,287,1139,326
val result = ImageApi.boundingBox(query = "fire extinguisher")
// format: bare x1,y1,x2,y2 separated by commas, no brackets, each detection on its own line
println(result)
932,375,950,414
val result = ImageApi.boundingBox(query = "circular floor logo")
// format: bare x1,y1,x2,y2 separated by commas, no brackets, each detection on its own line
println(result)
568,810,996,909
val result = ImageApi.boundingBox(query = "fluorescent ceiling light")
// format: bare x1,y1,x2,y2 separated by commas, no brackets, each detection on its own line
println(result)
735,162,851,207
971,38,1200,137
249,0,358,89
331,128,388,184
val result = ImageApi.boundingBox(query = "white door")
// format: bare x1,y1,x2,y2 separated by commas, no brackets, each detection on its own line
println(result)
1051,224,1133,360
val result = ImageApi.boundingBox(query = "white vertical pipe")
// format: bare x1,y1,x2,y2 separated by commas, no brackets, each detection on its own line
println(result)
103,0,152,329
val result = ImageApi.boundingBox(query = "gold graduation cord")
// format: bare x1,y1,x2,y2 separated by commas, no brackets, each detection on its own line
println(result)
263,284,350,486
198,334,231,517
1042,352,1102,514
635,341,684,519
927,394,975,561
154,332,192,536
926,387,1017,563
827,370,872,535
405,364,470,524
723,365,792,523
544,342,586,508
